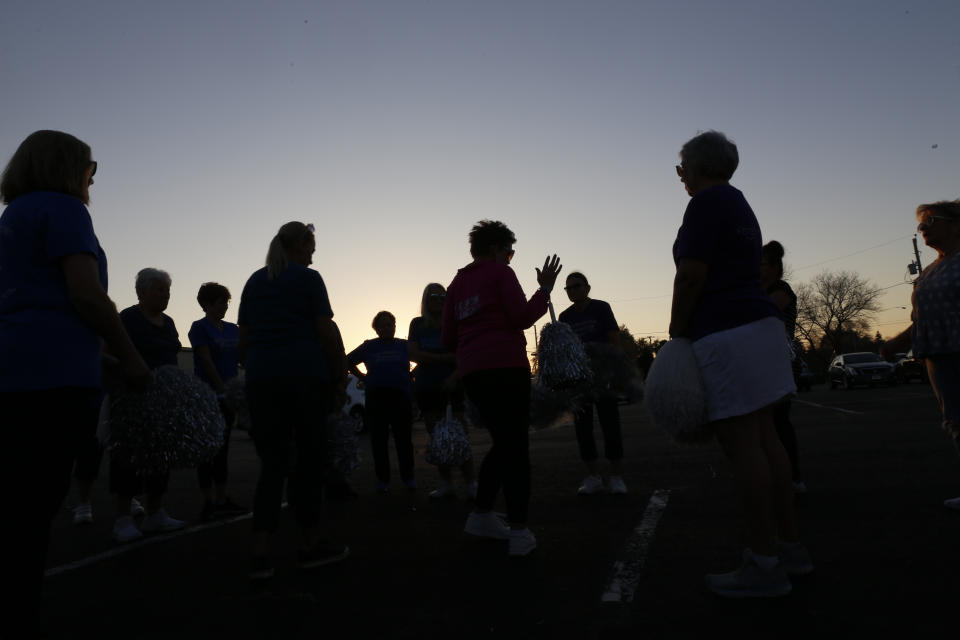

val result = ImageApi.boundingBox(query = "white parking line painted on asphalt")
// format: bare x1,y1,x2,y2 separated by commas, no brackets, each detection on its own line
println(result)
793,399,864,415
600,488,670,604
45,510,257,578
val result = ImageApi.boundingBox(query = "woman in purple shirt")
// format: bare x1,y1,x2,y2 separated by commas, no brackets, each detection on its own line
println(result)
670,131,809,597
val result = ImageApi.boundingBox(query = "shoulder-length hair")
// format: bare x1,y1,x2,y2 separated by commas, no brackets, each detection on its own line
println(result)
1,130,93,204
420,282,445,324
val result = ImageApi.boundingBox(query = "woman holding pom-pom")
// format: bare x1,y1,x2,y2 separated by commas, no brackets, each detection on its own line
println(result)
670,131,809,597
442,220,561,557
559,272,627,496
238,221,349,580
0,131,151,623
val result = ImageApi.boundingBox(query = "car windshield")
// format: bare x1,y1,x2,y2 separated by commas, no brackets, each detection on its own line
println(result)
845,353,882,364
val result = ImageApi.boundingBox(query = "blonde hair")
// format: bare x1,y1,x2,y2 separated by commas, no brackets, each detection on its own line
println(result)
266,222,313,279
419,283,445,325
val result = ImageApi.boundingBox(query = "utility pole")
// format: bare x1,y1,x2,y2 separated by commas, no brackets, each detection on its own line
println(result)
908,235,923,278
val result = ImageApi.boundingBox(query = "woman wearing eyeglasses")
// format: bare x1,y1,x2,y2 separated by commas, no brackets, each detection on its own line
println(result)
0,131,150,622
881,200,960,511
670,131,808,597
442,219,561,556
408,283,476,499
238,221,349,580
558,272,627,496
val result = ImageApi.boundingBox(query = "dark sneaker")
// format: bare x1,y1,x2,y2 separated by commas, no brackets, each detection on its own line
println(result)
705,550,792,598
199,501,216,522
249,556,274,581
297,544,349,570
777,541,814,576
214,498,249,517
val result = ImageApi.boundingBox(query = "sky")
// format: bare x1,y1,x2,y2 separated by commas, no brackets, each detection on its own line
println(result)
2,0,958,355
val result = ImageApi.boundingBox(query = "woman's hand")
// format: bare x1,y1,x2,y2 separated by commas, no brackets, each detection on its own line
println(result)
536,254,562,292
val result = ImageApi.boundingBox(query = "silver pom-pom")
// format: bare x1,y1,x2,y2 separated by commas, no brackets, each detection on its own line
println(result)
109,365,226,472
644,339,711,444
222,373,250,431
425,412,472,466
326,411,361,477
583,342,644,403
536,321,593,392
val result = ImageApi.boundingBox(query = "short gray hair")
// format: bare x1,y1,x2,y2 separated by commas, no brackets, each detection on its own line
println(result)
680,130,739,181
135,267,171,297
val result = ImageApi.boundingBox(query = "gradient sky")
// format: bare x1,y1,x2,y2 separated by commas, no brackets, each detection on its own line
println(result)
2,0,958,354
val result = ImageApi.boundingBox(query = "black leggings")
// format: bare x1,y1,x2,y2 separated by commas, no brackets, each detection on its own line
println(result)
247,377,329,532
197,402,235,490
462,368,531,523
574,396,623,462
365,387,414,483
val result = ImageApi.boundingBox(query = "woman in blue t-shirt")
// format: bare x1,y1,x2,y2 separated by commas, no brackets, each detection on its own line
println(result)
670,131,809,597
408,283,476,499
188,282,246,520
0,130,151,621
348,311,416,493
558,272,627,496
238,221,349,580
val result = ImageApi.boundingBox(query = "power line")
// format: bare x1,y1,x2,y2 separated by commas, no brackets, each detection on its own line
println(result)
792,236,911,272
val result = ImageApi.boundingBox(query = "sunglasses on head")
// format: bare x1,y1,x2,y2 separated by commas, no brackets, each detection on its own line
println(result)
429,293,446,300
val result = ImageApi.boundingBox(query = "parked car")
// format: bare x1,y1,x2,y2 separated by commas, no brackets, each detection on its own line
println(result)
894,350,927,383
828,352,896,390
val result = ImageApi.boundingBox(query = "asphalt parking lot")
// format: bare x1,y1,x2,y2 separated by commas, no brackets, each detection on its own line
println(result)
41,380,959,639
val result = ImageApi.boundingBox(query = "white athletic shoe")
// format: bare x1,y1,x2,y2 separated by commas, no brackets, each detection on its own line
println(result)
140,508,185,534
508,528,537,557
608,476,628,495
464,511,510,540
112,516,143,543
130,497,146,516
73,503,93,525
944,496,960,510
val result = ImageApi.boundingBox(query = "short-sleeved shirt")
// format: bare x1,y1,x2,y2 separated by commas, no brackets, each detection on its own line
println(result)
673,184,779,341
408,316,455,391
912,252,960,358
237,264,333,383
558,299,618,345
765,279,798,338
0,191,108,391
347,338,411,392
120,306,181,370
188,318,239,385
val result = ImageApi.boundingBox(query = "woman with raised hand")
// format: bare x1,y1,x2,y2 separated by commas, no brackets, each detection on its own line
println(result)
408,283,476,499
238,221,348,580
442,220,561,557
0,130,150,622
881,200,960,511
670,131,810,597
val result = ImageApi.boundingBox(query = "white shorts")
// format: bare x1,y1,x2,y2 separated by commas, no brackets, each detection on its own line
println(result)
692,316,796,422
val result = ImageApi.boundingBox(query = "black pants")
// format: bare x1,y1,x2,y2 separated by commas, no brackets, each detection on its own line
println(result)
773,399,802,482
197,402,235,490
462,368,531,523
365,387,414,483
574,396,624,462
1,388,99,623
247,377,329,532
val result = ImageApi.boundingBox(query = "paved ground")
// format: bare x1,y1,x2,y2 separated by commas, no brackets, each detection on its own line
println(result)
40,380,959,639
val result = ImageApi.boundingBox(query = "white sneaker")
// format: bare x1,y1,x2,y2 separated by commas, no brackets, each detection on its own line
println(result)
705,549,792,598
577,475,605,496
130,497,146,516
464,511,510,540
508,528,537,557
428,483,456,499
113,516,143,543
608,476,628,495
944,496,960,510
73,503,93,525
140,508,185,534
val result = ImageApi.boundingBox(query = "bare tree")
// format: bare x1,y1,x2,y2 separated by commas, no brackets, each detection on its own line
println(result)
795,270,882,354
